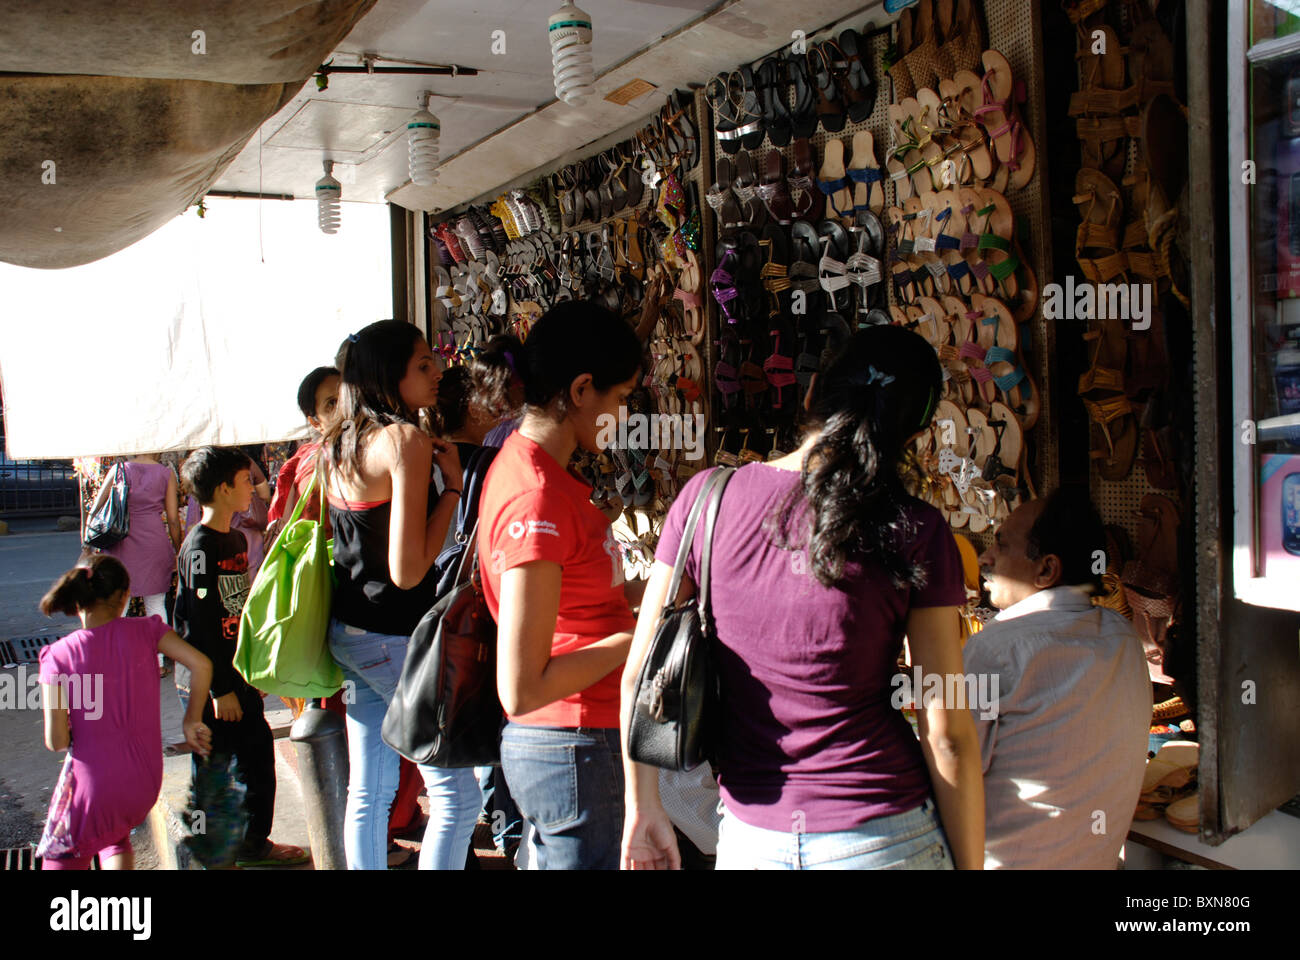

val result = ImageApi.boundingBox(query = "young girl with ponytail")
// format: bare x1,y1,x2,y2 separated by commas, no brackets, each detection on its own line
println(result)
620,325,985,870
36,555,213,869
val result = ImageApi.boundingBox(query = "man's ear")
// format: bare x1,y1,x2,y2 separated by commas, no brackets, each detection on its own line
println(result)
1036,552,1064,590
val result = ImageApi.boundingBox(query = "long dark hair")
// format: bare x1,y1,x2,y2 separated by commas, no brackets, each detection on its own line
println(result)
40,555,130,616
323,320,427,478
471,302,642,418
471,334,526,420
770,325,942,589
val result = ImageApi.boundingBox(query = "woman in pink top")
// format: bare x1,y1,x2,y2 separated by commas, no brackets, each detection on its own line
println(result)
90,454,182,673
36,555,213,869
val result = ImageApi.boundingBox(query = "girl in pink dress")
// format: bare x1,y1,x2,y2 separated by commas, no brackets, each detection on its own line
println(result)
37,555,213,870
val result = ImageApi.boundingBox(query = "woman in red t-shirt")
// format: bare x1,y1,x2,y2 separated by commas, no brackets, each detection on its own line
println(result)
477,300,644,870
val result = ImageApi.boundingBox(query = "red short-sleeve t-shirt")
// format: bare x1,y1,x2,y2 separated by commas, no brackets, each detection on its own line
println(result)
478,431,635,728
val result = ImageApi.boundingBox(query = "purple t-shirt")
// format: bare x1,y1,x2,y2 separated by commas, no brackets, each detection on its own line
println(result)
656,463,965,833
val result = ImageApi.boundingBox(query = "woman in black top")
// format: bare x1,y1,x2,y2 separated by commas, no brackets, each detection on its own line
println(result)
321,320,480,870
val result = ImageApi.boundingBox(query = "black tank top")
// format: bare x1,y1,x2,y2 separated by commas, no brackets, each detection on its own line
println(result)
329,483,441,636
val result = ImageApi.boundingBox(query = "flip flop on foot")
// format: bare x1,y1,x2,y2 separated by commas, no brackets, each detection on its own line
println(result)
235,841,311,868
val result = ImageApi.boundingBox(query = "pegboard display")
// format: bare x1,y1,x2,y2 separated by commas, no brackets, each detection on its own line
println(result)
1071,0,1186,554
700,0,1056,552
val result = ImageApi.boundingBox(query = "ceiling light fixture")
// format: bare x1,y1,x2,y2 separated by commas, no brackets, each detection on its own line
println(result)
408,91,441,186
316,160,342,234
548,0,594,105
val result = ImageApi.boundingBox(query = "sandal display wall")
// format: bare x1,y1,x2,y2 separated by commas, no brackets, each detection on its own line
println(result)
1066,0,1192,704
424,89,721,573
702,0,1056,547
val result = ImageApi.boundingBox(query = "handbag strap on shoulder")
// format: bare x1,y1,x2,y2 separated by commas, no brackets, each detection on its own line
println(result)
664,467,735,615
695,468,735,633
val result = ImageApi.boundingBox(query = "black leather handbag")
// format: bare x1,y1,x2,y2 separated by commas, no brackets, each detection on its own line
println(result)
84,461,130,548
382,525,504,767
627,467,734,771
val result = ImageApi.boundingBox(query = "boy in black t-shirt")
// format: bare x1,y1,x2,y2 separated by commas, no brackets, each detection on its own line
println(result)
174,446,308,867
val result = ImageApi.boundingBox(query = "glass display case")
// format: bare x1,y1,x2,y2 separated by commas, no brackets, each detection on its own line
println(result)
1230,1,1300,610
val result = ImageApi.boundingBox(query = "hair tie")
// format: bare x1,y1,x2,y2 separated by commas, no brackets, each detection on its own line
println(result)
348,332,360,343
850,365,896,389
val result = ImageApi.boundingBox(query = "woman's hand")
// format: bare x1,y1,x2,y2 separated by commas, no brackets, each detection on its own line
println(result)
621,805,682,870
430,438,463,492
184,719,212,758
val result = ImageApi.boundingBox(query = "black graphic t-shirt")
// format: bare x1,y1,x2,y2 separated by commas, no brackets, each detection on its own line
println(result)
174,524,251,701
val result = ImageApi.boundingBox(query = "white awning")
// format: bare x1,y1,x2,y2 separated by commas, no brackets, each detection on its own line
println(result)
0,197,392,459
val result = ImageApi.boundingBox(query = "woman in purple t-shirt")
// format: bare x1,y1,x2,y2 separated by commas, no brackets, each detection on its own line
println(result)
620,325,984,870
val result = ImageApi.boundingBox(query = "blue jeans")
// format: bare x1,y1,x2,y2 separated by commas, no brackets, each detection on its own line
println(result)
715,798,955,870
329,619,481,870
475,764,523,853
498,723,624,870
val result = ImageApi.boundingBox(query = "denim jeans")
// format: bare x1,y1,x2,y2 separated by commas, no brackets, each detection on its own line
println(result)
498,723,624,870
715,798,955,870
329,619,481,870
475,764,523,853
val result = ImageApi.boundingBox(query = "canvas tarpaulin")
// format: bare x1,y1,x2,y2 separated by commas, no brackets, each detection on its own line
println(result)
0,197,392,459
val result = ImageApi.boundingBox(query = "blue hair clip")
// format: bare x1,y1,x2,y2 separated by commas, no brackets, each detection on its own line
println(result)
851,365,895,389
348,332,359,343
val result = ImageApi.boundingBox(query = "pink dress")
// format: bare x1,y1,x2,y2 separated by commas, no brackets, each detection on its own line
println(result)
102,461,176,598
35,616,169,862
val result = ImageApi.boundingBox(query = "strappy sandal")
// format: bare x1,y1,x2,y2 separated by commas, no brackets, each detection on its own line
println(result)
808,44,847,134
757,150,796,224
836,28,877,123
790,138,826,221
1078,319,1139,481
972,187,1038,318
1073,167,1128,285
973,50,1037,191
706,73,744,157
787,50,819,140
763,331,798,414
847,130,886,215
710,247,743,327
755,56,793,148
817,138,855,220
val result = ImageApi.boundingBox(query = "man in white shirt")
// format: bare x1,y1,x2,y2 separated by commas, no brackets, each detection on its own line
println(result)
966,489,1151,869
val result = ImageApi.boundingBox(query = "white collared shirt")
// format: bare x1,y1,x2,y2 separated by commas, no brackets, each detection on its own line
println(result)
963,586,1152,869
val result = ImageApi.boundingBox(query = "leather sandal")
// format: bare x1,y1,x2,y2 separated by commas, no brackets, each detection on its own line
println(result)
787,49,819,140
808,43,847,134
817,138,855,220
1078,319,1139,481
755,56,793,147
790,138,826,221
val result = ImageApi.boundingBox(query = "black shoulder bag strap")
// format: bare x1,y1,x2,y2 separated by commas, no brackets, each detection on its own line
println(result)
695,468,736,637
664,468,733,611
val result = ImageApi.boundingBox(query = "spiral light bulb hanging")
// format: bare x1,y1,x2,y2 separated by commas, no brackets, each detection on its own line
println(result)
548,0,594,106
316,160,342,235
408,92,441,186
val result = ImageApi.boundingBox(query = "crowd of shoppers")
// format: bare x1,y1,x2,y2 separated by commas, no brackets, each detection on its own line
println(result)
38,303,1153,871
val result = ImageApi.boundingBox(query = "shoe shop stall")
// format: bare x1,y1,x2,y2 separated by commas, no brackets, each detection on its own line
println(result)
404,0,1300,862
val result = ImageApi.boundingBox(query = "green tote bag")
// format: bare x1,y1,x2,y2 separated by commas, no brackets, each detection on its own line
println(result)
235,472,343,698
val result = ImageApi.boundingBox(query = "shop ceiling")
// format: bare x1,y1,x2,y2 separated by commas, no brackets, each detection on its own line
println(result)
212,0,893,214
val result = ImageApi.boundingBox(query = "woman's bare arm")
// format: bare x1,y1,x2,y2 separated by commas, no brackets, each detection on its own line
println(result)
164,468,182,550
497,561,632,716
906,605,985,870
385,424,460,589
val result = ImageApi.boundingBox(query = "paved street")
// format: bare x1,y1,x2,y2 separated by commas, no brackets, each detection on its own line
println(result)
0,519,82,850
